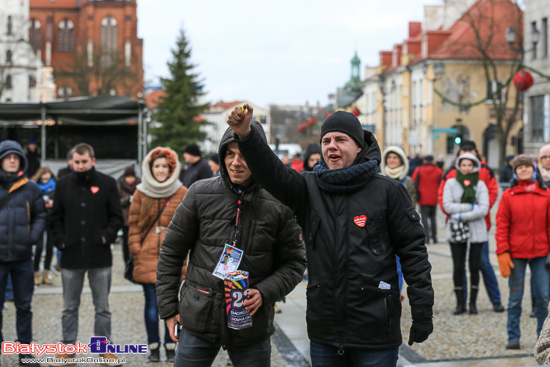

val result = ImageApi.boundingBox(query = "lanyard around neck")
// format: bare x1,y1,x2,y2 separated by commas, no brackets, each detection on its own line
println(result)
232,191,245,247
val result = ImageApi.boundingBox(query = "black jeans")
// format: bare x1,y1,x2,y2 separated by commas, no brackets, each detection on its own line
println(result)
174,328,271,367
420,206,437,243
0,259,34,344
450,242,483,289
34,228,54,271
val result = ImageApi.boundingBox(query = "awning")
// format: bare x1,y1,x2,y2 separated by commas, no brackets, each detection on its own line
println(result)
0,95,149,162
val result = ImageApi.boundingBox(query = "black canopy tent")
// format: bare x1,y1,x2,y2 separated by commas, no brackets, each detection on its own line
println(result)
0,95,148,163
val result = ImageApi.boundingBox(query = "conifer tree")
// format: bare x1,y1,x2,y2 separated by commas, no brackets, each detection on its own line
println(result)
151,27,208,153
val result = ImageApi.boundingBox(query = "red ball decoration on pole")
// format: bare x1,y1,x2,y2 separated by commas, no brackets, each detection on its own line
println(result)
351,107,360,116
513,69,534,91
308,117,315,126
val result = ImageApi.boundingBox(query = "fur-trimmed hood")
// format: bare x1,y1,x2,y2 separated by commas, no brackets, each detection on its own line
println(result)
137,147,182,198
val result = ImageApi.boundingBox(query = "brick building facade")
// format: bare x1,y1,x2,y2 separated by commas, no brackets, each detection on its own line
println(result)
29,0,143,98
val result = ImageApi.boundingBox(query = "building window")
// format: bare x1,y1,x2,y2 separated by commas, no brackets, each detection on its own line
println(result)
532,21,538,60
101,16,118,67
7,15,12,35
543,18,548,59
5,75,12,90
29,76,37,88
57,86,73,100
6,50,12,63
57,19,74,51
531,95,545,143
486,80,505,104
29,19,42,52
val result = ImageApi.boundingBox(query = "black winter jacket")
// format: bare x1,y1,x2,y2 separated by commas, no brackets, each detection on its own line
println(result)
0,141,47,262
157,126,306,348
179,158,212,188
50,167,123,269
237,126,434,350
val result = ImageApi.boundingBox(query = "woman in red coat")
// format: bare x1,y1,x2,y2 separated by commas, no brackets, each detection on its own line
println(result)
496,154,550,350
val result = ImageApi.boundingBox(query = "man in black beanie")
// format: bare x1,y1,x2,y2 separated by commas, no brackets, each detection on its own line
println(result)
227,106,434,367
179,143,212,188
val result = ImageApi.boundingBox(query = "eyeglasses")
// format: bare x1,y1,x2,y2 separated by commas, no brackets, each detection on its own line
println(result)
541,156,550,160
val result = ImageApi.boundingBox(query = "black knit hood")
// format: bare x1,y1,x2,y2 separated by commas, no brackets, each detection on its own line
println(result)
219,121,267,190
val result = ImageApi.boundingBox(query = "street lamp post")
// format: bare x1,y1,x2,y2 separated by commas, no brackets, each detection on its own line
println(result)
505,25,540,62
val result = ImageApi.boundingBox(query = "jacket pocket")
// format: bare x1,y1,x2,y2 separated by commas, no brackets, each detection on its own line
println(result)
179,281,217,335
305,280,324,322
406,207,421,222
365,217,386,256
307,213,321,249
354,274,399,340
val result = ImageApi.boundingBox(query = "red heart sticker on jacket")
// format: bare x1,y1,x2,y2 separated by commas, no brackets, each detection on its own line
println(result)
354,215,367,227
91,186,100,194
464,180,471,186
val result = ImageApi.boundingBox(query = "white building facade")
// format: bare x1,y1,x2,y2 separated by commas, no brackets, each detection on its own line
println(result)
523,0,550,154
201,101,270,154
0,0,44,103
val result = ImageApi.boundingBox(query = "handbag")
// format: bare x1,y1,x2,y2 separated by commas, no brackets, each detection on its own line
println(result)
124,197,171,283
449,218,470,244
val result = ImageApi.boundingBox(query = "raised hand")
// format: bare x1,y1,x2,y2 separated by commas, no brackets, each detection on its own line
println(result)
227,103,254,139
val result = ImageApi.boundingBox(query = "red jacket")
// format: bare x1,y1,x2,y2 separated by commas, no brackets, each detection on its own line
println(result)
291,159,304,173
495,180,550,259
437,161,498,230
412,164,442,206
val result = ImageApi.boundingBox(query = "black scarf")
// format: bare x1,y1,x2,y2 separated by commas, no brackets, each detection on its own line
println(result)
75,166,96,184
313,159,378,193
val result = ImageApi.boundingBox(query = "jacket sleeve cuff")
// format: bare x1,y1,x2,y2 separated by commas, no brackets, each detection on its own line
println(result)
411,304,433,319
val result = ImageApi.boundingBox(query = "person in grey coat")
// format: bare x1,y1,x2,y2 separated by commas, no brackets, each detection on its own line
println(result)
443,152,489,315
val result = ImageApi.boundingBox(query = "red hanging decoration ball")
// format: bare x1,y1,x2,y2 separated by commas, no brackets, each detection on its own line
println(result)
513,69,534,91
308,117,315,126
351,107,360,116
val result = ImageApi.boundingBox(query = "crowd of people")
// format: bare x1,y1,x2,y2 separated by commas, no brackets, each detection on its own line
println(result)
2,114,550,366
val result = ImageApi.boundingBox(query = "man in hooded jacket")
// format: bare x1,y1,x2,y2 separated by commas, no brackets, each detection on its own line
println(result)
0,140,46,366
228,108,434,367
156,122,306,366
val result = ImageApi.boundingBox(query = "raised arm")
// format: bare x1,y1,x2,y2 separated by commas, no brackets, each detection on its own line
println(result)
227,104,309,217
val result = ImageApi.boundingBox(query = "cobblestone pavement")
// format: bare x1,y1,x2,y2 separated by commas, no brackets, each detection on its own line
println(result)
0,245,294,367
1,191,546,366
399,200,540,366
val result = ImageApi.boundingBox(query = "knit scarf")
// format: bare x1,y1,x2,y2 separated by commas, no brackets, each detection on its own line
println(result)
455,171,478,204
37,177,56,193
384,165,407,180
540,166,550,183
313,159,379,193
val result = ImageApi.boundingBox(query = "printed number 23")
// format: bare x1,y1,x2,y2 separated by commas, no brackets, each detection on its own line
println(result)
231,289,250,308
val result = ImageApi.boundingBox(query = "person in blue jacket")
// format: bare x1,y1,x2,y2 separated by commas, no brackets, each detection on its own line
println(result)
0,140,47,366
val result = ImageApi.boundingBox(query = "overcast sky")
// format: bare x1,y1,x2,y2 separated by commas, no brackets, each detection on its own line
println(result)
137,1,442,107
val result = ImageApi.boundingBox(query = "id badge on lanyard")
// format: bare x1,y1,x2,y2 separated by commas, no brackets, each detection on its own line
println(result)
212,194,245,280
